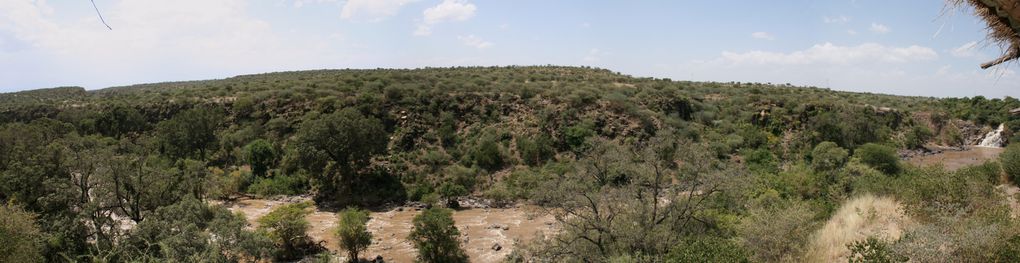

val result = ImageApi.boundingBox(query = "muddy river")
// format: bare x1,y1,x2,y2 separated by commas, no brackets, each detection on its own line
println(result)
905,146,1004,171
221,198,556,263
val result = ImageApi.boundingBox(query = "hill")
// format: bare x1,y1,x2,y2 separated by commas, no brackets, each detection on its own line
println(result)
1,66,1019,262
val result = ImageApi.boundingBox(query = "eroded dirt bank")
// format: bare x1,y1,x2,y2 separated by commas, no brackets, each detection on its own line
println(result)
219,197,556,262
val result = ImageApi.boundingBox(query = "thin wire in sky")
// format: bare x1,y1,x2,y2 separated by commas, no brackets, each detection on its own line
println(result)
91,0,112,30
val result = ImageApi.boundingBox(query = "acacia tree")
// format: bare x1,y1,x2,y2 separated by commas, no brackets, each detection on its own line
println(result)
531,133,746,261
336,208,372,262
294,109,388,204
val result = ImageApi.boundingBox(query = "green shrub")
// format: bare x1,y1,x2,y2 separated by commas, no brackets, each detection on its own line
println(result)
336,208,372,263
247,173,307,197
408,208,468,263
206,168,254,199
517,135,555,166
563,121,596,152
120,198,272,262
903,126,933,150
743,148,778,174
1001,144,1020,185
0,204,44,263
738,200,817,263
855,143,900,175
847,237,904,263
811,141,849,172
471,138,505,171
665,236,749,263
257,202,315,260
437,182,468,208
244,139,276,177
995,235,1020,262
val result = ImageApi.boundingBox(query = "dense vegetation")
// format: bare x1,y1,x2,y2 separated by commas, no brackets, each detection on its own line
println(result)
0,66,1017,262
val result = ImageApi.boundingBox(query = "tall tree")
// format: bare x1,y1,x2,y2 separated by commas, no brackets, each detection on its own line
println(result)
294,109,388,203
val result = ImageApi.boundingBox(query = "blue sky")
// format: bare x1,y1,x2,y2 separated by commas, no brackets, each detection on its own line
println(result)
0,0,1017,97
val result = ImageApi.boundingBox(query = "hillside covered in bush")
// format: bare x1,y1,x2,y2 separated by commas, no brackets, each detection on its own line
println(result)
1,66,1019,262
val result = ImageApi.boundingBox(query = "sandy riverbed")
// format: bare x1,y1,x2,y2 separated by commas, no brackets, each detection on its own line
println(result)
220,198,556,262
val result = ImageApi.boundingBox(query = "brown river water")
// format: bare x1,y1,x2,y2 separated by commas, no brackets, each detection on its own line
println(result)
905,146,1004,171
220,198,556,263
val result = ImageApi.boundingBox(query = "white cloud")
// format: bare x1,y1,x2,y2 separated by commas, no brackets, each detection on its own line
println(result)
870,23,890,34
950,41,980,58
750,31,775,40
457,35,491,49
847,29,858,35
293,0,336,8
583,48,608,63
340,0,417,21
414,0,476,36
719,43,937,66
823,15,850,24
0,0,343,88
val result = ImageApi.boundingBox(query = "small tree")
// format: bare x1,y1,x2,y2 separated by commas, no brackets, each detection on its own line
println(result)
336,208,372,263
408,208,468,263
517,135,555,166
903,126,933,150
257,202,313,260
811,141,849,172
244,139,276,177
471,138,504,171
437,182,468,209
847,237,904,263
1001,144,1020,185
855,143,900,175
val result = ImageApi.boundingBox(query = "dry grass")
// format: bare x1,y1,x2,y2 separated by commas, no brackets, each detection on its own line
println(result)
803,194,913,262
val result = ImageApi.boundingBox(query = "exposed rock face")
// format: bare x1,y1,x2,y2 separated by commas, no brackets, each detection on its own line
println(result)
955,120,992,146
